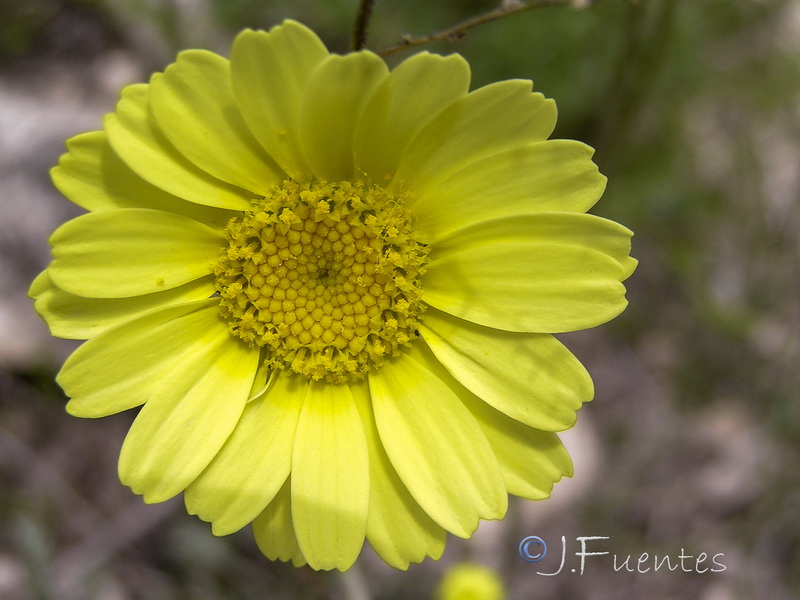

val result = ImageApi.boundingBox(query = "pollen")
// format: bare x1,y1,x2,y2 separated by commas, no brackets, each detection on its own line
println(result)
213,179,428,383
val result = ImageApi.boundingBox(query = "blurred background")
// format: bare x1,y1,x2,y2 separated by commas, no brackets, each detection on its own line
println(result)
1,0,799,598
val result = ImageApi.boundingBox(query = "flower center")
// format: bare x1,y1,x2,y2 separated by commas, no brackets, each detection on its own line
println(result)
213,180,428,383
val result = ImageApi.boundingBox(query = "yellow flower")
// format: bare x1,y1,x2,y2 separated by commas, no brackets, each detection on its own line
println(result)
30,20,636,571
436,563,505,600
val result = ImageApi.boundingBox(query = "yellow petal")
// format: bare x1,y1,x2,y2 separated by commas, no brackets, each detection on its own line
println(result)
48,208,222,298
291,381,369,571
51,131,236,228
392,80,556,194
252,479,307,567
150,50,284,194
30,270,216,340
230,21,329,180
185,371,307,535
419,307,592,431
463,392,573,500
299,52,388,181
413,140,606,241
117,307,260,503
431,213,637,278
407,341,573,500
422,241,629,333
353,51,470,182
350,379,446,570
105,84,252,211
58,299,224,417
369,351,507,538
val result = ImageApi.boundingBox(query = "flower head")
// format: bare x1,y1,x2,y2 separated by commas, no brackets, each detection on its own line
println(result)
436,563,506,600
31,20,636,571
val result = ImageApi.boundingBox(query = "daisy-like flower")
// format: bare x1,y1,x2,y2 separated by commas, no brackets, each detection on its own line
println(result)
31,20,635,571
436,563,506,600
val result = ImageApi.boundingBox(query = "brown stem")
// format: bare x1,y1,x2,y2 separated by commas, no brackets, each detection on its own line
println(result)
377,0,602,57
352,0,378,51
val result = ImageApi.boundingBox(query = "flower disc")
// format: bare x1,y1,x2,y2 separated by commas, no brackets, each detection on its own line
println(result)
215,179,427,382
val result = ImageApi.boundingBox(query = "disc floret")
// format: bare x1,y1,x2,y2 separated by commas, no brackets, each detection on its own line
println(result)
214,180,428,383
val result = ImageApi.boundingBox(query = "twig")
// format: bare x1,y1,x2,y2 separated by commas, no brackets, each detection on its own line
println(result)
377,0,601,57
352,0,378,51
